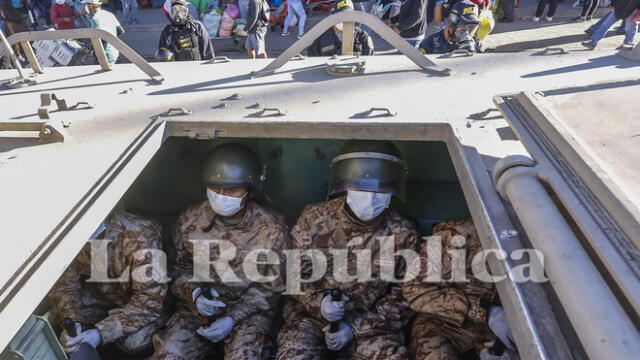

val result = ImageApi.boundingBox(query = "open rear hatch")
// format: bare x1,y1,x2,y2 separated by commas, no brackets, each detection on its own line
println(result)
493,79,640,360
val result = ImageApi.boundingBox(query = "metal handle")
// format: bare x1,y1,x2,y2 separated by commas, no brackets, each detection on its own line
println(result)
165,108,193,117
365,107,397,117
256,108,287,117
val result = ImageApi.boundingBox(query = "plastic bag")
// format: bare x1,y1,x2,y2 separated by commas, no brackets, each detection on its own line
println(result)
225,4,240,19
218,12,234,37
202,8,223,37
476,9,494,41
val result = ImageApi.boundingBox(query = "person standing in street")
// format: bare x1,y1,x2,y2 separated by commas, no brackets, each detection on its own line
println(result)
87,0,124,64
245,0,269,58
282,0,306,38
532,0,558,21
582,0,640,50
51,0,76,30
156,0,214,61
573,0,599,21
390,0,429,49
498,0,515,22
122,0,139,25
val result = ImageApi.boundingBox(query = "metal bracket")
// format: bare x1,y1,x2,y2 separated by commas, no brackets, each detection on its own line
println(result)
326,56,366,76
1,29,164,83
0,28,37,89
442,49,474,58
38,93,93,119
0,119,70,142
152,107,193,120
350,107,397,119
222,93,243,101
249,11,451,78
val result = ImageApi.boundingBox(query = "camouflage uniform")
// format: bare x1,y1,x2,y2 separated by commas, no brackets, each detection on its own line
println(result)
151,200,288,360
277,196,418,360
403,219,497,360
49,209,167,353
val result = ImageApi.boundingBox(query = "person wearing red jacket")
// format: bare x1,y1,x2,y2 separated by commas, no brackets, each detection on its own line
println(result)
51,0,76,30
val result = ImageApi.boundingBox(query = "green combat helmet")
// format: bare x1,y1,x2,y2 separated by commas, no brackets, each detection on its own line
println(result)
328,140,408,201
201,143,265,190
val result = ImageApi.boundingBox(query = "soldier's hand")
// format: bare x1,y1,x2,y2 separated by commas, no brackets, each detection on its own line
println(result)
60,322,83,353
321,294,347,322
192,287,226,316
323,321,354,351
488,306,516,351
196,316,235,343
62,327,102,353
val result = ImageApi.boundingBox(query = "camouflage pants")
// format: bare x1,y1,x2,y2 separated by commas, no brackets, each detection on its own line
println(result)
51,292,166,354
277,312,408,360
151,310,271,360
410,315,494,360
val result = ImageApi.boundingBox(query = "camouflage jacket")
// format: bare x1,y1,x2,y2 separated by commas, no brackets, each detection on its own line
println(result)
49,209,166,345
171,200,289,324
403,219,497,351
290,196,418,339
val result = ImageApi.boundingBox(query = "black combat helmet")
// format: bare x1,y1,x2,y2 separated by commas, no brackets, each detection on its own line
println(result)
155,47,175,62
201,143,265,190
328,140,408,200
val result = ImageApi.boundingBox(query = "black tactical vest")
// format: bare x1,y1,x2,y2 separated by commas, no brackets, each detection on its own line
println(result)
168,21,202,61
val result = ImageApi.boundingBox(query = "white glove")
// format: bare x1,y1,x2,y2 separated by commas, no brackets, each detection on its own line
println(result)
320,294,347,322
196,316,235,343
192,287,226,317
480,348,520,360
488,306,516,351
323,321,354,351
61,323,101,354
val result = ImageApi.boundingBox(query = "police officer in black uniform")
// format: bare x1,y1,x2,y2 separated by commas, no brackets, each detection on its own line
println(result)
156,0,214,61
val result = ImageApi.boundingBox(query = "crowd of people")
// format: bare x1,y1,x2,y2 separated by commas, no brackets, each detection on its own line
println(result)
1,0,639,65
49,141,520,360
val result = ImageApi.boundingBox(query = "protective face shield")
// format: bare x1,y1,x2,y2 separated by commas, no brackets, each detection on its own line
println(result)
171,4,189,25
346,190,392,221
328,140,408,201
453,23,480,52
155,47,175,62
207,188,247,217
334,23,344,41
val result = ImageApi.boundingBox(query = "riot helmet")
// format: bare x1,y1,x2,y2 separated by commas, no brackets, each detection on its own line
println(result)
201,143,265,191
452,5,481,52
328,140,408,201
155,47,175,62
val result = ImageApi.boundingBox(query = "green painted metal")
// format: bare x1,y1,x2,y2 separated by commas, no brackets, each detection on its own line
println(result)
0,315,67,360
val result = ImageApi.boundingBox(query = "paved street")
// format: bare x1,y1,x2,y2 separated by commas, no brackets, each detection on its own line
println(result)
116,0,635,60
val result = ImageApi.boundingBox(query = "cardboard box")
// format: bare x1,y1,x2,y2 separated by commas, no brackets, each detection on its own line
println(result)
32,40,57,58
50,43,78,66
35,52,56,68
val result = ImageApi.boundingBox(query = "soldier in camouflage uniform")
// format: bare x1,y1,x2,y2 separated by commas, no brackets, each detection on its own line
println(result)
151,143,288,360
49,205,167,354
277,140,418,360
403,219,514,360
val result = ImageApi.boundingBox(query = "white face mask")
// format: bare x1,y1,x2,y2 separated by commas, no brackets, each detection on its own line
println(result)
207,189,247,217
55,0,66,4
346,190,392,221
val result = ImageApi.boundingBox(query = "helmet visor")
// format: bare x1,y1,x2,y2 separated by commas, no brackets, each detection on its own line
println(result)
328,152,407,201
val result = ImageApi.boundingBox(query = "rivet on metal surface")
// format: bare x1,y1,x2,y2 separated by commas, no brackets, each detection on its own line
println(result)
247,103,263,109
312,100,320,104
213,102,230,109
119,88,134,94
222,93,243,101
